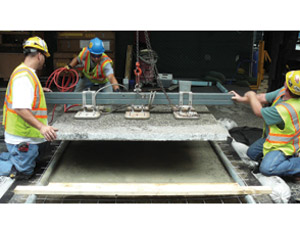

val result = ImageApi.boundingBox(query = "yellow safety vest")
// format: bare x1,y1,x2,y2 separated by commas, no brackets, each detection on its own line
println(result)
77,47,113,84
262,87,286,138
2,63,48,138
263,97,300,156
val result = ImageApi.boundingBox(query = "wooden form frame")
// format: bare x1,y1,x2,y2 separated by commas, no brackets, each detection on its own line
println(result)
14,141,272,199
15,182,271,196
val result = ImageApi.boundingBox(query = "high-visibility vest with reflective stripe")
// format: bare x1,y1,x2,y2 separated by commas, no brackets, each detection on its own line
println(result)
262,87,286,138
77,48,113,84
263,97,300,156
2,63,47,138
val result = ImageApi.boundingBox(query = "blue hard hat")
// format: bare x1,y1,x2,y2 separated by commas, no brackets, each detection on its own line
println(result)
88,37,105,55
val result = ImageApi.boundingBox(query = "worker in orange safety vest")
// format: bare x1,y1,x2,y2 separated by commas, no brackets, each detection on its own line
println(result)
1,36,58,179
65,37,120,93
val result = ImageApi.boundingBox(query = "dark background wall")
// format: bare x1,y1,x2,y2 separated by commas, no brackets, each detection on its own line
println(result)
2,31,300,90
115,31,254,82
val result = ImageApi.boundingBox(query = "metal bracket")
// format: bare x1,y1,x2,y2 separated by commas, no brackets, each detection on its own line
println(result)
173,81,199,120
124,91,155,119
74,90,102,119
125,105,150,119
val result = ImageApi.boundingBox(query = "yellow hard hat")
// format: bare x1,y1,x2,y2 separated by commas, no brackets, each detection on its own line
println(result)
286,70,300,95
23,36,50,57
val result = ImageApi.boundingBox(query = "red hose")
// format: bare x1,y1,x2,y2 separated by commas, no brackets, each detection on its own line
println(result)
46,67,79,92
46,67,80,123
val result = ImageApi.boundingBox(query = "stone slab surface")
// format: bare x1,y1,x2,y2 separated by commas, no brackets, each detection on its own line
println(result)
52,105,229,141
49,141,234,184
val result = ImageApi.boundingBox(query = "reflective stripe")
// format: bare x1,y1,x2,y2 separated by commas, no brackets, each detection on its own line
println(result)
273,88,285,105
6,68,41,109
78,49,113,83
279,103,299,131
84,51,89,72
267,136,294,143
100,59,112,78
5,105,47,116
267,101,300,152
3,64,48,138
80,48,88,62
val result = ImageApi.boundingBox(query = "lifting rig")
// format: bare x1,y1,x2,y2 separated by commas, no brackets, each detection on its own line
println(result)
45,31,234,119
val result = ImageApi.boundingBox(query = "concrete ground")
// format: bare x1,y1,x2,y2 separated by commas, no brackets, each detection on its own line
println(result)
49,141,234,184
1,82,299,203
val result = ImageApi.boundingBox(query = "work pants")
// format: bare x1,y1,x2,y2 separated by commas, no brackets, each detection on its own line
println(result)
71,77,113,111
0,143,39,176
74,77,113,93
247,138,300,177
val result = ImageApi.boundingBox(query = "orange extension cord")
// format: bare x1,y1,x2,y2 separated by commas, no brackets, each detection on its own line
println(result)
46,67,80,124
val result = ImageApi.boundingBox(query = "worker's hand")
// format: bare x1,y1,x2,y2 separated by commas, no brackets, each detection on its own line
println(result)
39,124,58,142
63,65,73,74
64,64,72,70
229,90,248,103
43,87,52,92
113,88,121,92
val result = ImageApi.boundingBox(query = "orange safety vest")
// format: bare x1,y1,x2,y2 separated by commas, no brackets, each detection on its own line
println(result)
2,63,48,138
77,47,113,84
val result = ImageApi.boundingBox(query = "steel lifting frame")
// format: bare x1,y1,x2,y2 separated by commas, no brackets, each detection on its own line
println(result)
45,91,233,106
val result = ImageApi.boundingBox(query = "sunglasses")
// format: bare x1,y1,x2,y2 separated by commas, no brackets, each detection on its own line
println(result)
91,53,102,58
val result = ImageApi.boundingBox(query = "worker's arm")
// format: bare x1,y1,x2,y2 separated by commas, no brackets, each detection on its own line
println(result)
107,74,120,91
244,91,263,118
230,90,268,105
65,57,79,69
14,109,58,141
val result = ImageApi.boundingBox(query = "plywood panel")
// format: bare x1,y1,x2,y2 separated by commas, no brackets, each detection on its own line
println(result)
14,182,271,196
0,53,24,81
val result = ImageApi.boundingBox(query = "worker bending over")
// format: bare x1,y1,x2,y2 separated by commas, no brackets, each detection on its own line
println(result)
0,37,58,178
65,37,120,93
230,70,300,180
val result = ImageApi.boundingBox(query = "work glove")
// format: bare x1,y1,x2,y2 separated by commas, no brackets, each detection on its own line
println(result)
114,88,121,92
64,64,72,70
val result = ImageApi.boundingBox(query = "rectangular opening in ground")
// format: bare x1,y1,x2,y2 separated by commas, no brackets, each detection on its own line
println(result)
48,141,234,184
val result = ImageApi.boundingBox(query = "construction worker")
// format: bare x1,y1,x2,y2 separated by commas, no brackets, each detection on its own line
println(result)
0,36,58,179
65,37,120,93
230,70,300,180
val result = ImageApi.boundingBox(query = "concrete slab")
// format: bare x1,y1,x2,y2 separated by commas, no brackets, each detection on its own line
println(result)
52,105,229,141
49,141,234,184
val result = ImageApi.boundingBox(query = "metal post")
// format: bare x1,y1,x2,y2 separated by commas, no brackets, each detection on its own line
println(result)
25,141,70,203
210,141,256,204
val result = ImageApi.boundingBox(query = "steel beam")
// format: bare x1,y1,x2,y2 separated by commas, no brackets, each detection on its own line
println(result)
45,92,233,105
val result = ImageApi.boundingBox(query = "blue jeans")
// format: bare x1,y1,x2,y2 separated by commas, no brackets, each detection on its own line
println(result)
74,77,112,93
247,138,300,177
0,143,39,176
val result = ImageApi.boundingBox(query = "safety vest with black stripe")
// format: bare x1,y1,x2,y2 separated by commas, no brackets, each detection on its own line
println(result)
2,63,48,138
263,90,300,156
77,47,113,84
